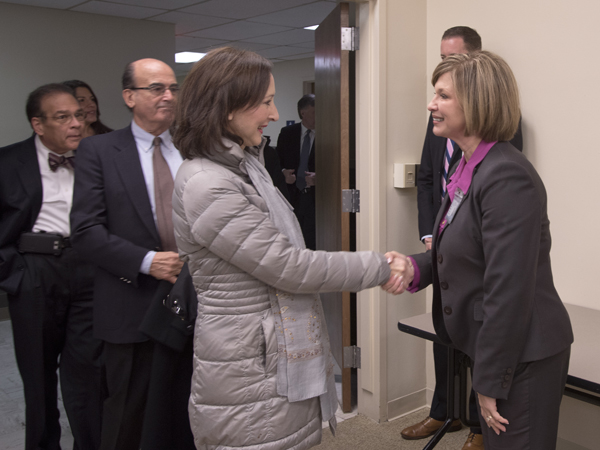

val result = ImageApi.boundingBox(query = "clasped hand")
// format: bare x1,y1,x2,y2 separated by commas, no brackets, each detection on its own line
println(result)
381,251,414,295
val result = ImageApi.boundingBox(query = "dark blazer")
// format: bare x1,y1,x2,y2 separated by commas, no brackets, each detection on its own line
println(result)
417,114,524,240
263,137,290,201
411,142,573,400
71,126,164,343
276,123,315,203
0,136,42,295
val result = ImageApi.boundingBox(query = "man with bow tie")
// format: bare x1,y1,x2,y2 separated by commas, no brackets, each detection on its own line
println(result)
0,83,103,450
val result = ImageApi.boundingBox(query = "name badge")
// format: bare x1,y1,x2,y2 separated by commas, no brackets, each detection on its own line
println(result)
445,188,464,224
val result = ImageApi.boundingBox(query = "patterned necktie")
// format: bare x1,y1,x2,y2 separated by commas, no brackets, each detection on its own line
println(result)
48,153,75,172
441,139,454,199
152,137,177,252
296,129,312,190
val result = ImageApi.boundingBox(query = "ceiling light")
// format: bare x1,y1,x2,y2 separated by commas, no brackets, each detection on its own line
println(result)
175,52,206,63
304,25,319,30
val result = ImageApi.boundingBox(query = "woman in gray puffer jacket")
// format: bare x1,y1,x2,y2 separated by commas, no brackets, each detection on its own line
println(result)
172,47,401,450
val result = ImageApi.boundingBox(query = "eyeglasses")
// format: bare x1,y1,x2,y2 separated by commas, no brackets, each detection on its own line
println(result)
37,111,86,124
130,83,180,97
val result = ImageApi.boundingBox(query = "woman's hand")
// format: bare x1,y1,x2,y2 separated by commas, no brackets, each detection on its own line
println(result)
477,392,509,435
381,251,414,295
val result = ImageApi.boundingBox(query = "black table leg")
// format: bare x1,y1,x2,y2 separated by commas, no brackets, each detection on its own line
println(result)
421,347,457,449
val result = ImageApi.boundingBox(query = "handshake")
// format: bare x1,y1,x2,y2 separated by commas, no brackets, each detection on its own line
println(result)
382,251,415,295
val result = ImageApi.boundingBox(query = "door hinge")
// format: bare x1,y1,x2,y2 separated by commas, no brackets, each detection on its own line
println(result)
342,189,360,213
341,27,359,51
343,345,361,368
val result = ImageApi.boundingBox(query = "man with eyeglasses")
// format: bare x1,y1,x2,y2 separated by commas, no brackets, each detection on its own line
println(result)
0,83,103,450
71,58,184,450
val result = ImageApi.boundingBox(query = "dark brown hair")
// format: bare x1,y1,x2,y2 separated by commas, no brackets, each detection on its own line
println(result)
62,79,113,135
173,47,272,158
442,26,482,52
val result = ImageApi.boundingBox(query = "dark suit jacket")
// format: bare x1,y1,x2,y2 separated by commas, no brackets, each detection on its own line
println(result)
263,137,290,201
71,126,165,343
276,123,315,204
411,142,573,400
417,114,523,240
0,136,43,295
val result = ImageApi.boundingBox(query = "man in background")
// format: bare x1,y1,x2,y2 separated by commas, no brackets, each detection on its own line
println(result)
277,94,317,249
71,58,183,450
0,84,103,449
408,26,523,450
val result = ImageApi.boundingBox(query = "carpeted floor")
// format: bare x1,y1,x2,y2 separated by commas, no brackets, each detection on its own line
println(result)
315,407,471,450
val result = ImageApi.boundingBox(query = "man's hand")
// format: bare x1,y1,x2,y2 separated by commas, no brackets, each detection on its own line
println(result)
282,169,296,184
149,251,183,284
424,237,432,251
305,171,316,187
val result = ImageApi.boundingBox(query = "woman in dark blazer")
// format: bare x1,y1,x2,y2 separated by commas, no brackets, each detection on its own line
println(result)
385,51,573,449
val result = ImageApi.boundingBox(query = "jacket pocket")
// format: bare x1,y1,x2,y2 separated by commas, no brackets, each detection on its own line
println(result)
473,299,484,321
260,312,278,377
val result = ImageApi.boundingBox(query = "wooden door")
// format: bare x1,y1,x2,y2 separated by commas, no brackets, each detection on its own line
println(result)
315,2,354,413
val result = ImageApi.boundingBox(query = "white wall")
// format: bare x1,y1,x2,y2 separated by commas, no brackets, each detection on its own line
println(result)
0,2,175,147
269,58,315,146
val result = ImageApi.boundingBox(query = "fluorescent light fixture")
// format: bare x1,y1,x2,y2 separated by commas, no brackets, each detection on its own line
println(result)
175,52,206,63
304,25,319,30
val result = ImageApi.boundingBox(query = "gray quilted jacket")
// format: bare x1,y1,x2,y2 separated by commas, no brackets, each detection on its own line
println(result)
172,141,390,450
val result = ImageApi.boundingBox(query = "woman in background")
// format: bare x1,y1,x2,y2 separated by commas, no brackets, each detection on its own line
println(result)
63,79,112,138
386,51,573,450
172,46,402,450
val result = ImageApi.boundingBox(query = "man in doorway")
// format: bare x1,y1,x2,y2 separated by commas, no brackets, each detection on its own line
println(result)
277,94,317,249
407,26,523,450
71,58,183,450
0,84,103,450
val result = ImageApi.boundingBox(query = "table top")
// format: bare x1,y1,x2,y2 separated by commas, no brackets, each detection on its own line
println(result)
398,303,600,394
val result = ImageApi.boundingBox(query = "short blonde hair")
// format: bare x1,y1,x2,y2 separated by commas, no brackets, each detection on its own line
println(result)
431,51,520,142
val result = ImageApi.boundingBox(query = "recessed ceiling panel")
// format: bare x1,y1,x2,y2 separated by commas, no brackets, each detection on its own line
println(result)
72,1,165,19
0,0,83,8
288,41,315,49
248,2,336,27
255,46,312,59
150,11,232,34
188,21,292,41
176,36,228,52
180,0,315,20
108,0,200,9
279,52,315,61
245,29,315,46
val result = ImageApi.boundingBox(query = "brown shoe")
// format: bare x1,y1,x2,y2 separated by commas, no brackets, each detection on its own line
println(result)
400,416,462,440
462,432,484,449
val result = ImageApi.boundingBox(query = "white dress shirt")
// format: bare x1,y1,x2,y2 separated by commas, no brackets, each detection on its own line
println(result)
32,135,74,237
131,120,183,274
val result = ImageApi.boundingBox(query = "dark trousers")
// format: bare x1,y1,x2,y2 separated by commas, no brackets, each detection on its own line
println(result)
8,249,103,450
430,342,481,434
293,190,316,250
477,347,570,450
100,340,153,450
141,339,195,450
